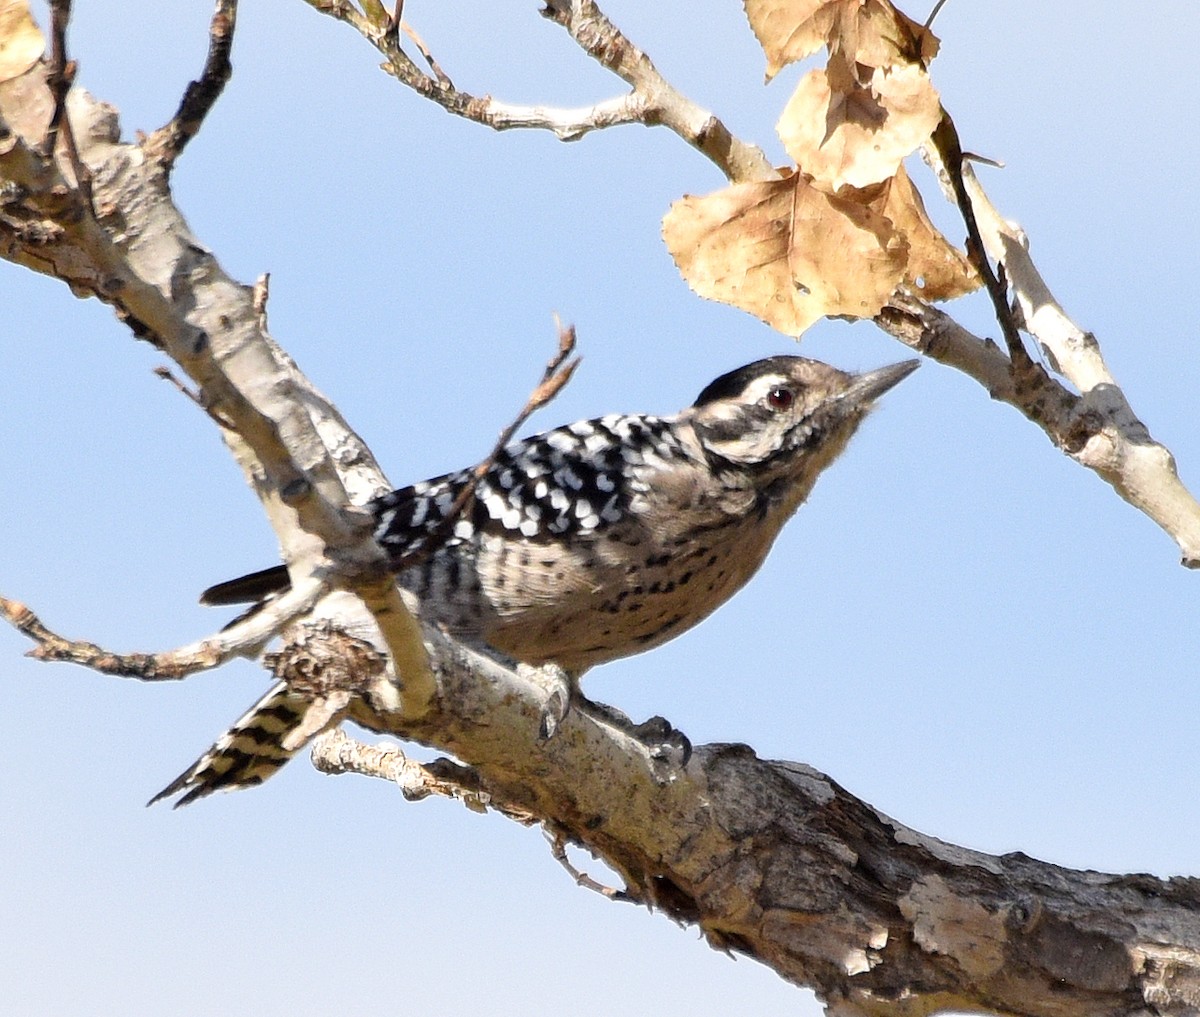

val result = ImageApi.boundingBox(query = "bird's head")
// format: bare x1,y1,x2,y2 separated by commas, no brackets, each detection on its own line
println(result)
684,355,919,494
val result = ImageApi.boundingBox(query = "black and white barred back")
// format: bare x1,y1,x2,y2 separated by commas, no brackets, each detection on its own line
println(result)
371,412,702,673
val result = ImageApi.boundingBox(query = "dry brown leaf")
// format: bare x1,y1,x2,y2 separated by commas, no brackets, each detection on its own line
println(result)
0,0,43,84
663,171,907,336
871,166,979,300
778,58,942,189
743,0,838,80
828,0,940,68
745,0,939,80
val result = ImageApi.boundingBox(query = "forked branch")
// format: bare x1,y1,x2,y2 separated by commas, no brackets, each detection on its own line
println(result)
299,0,774,180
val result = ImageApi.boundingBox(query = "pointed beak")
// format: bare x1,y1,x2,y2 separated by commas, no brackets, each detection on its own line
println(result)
844,359,920,408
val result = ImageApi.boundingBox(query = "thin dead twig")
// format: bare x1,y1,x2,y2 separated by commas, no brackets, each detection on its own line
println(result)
43,0,93,211
0,594,195,679
154,365,237,429
310,728,538,821
924,0,951,29
387,321,580,575
143,0,238,169
545,824,633,902
0,580,325,681
928,114,1034,375
400,21,452,89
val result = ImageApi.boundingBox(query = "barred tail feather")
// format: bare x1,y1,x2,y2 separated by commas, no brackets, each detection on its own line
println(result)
149,682,313,808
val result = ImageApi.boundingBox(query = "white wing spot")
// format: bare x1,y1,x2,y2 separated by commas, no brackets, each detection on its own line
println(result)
484,492,507,520
453,519,474,539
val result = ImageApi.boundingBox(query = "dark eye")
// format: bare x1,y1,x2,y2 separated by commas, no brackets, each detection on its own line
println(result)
767,386,794,410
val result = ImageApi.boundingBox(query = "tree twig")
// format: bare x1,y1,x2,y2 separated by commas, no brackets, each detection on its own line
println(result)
386,321,580,575
927,115,1034,374
310,726,536,822
539,0,774,181
400,21,452,88
42,0,92,211
0,582,324,680
143,0,238,170
545,824,632,901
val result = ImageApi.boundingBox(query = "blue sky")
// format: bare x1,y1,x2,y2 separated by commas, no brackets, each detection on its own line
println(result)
3,2,1198,1015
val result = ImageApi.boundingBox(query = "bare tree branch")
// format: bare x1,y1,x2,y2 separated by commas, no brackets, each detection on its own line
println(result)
0,58,437,715
9,541,1200,1016
399,19,453,88
878,225,1200,568
302,630,1200,1017
958,164,1200,566
539,0,776,181
299,0,774,177
311,726,521,818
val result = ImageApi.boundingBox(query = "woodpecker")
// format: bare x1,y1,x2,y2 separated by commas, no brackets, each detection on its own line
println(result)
153,355,918,805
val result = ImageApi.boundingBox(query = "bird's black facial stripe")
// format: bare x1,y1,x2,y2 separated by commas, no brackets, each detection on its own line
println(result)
692,356,803,407
695,414,755,445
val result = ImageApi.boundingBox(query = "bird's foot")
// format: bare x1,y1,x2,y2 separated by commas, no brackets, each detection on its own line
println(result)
628,714,693,769
574,697,692,779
